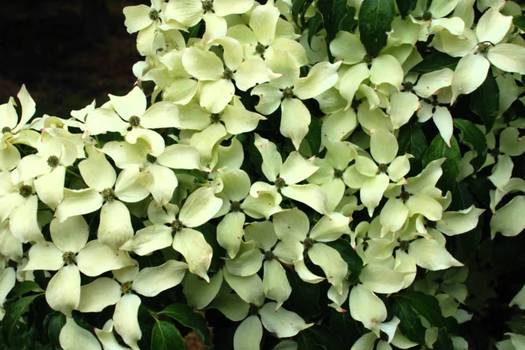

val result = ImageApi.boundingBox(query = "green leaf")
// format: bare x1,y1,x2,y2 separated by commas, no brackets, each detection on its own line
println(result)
358,0,397,57
411,51,459,73
292,0,315,27
302,115,322,157
7,281,43,299
2,294,41,343
318,0,357,43
44,312,66,347
422,135,461,192
513,15,525,30
469,69,499,131
398,122,428,173
396,0,417,18
392,298,426,343
159,303,210,345
306,12,323,45
398,291,446,327
327,239,363,284
151,320,185,350
297,326,344,350
453,119,487,170
434,328,454,350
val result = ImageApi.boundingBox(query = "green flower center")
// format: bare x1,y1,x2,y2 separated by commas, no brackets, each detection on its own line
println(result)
402,81,413,91
399,189,410,203
282,87,294,99
275,176,286,189
264,250,275,261
399,240,409,252
377,163,388,174
47,155,60,168
121,281,133,294
1,126,11,133
19,185,33,198
171,219,184,233
202,0,214,13
333,169,344,178
102,188,115,202
477,41,494,54
422,11,432,21
231,201,241,212
147,154,157,163
210,113,221,123
255,43,266,56
129,116,141,127
222,67,234,80
62,251,76,265
149,9,160,21
303,238,314,252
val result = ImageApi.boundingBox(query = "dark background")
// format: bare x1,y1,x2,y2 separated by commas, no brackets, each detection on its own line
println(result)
0,0,143,116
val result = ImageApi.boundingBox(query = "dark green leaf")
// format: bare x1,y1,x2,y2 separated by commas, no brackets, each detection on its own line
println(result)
318,0,357,43
398,122,428,167
392,298,426,343
399,291,446,327
358,0,396,57
411,51,459,73
338,7,357,32
7,281,43,299
469,69,499,131
449,181,475,210
2,294,41,343
151,321,185,350
513,15,525,30
292,0,315,27
454,119,488,170
159,303,210,345
306,12,323,45
396,0,417,18
327,240,363,283
303,115,322,156
434,328,454,350
297,326,343,350
44,312,66,347
422,135,461,192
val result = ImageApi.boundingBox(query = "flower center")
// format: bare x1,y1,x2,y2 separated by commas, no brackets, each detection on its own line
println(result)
1,126,11,133
102,188,115,202
282,87,294,99
121,281,133,294
275,176,286,189
147,154,157,163
210,113,221,123
62,251,76,265
264,250,275,261
255,43,266,56
399,189,410,203
202,0,214,13
399,240,409,252
303,238,314,251
149,9,160,21
231,201,241,212
47,155,60,168
422,11,432,21
377,163,388,174
19,185,33,198
222,67,234,80
129,116,141,127
171,219,184,233
333,169,344,178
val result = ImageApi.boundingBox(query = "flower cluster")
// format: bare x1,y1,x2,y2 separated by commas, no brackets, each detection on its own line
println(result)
1,0,524,349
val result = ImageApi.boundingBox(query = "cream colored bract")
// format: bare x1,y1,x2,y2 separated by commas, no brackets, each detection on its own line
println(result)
0,0,524,349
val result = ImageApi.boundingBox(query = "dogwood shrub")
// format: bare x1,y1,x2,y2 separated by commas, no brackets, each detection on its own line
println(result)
1,0,524,349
